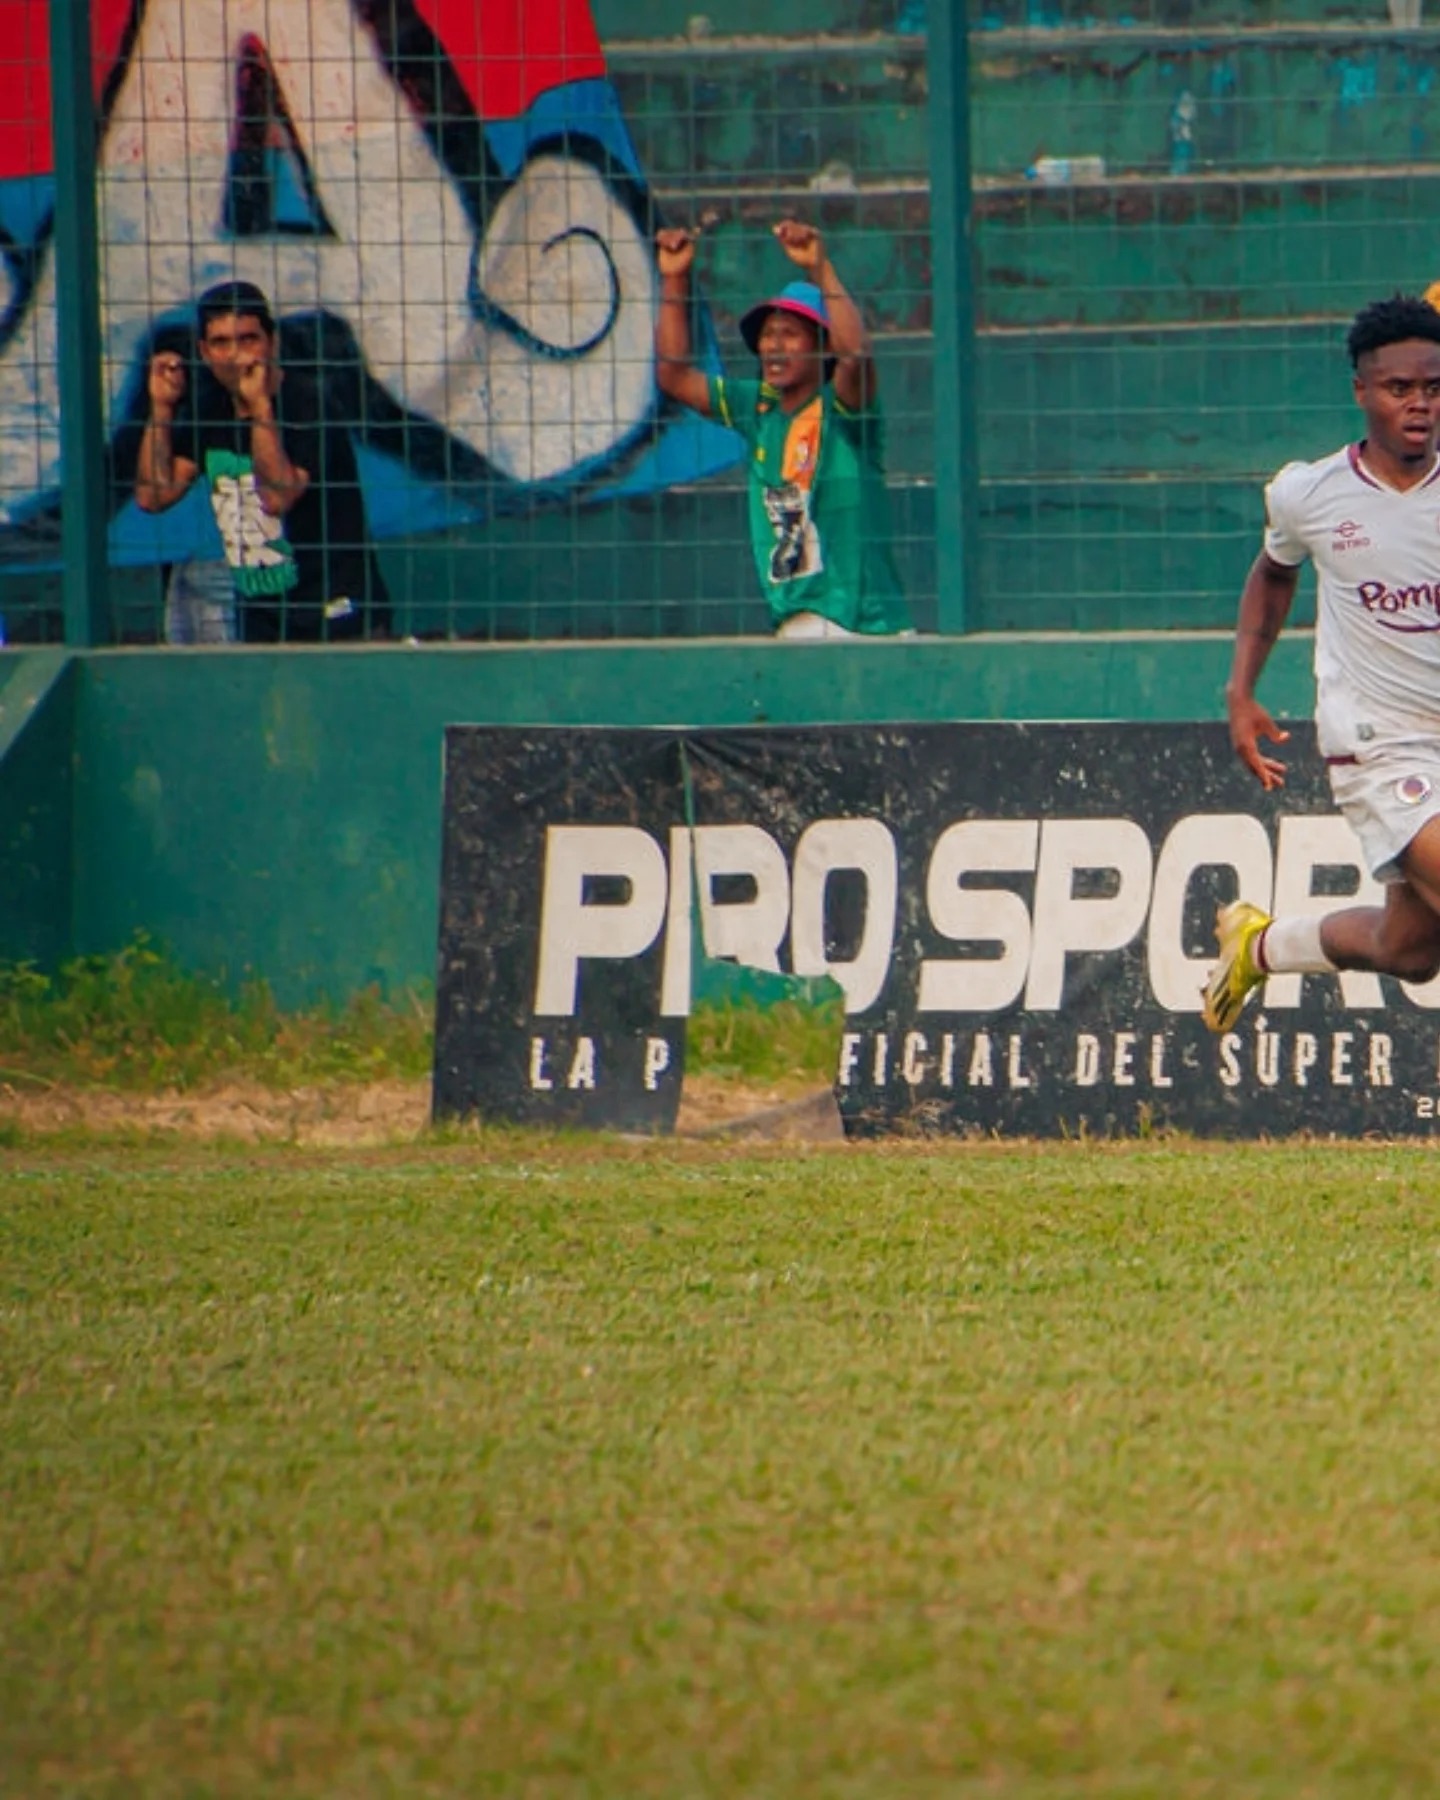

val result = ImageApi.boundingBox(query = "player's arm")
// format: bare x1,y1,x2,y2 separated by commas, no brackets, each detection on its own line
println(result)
654,229,713,417
134,351,198,513
1225,549,1299,790
773,218,876,412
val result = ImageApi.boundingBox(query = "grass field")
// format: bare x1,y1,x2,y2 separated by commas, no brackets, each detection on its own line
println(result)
7,1132,1440,1796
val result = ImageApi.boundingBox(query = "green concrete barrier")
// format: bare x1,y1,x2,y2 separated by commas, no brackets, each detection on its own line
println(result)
0,651,77,970
2,634,1300,1004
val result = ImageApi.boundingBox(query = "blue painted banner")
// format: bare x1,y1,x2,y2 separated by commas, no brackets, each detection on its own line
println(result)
0,0,740,568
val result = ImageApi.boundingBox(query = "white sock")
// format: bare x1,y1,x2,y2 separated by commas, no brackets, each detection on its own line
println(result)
1257,916,1336,975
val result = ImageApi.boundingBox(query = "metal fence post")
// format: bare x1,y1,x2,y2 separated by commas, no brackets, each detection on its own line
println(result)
51,0,111,648
926,0,980,635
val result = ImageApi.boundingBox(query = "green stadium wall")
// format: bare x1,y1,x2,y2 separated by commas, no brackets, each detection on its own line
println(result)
0,652,77,974
1,637,1317,1006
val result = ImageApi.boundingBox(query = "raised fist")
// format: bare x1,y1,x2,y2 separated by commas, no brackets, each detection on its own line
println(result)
774,218,825,272
655,227,698,279
236,355,280,414
147,350,187,419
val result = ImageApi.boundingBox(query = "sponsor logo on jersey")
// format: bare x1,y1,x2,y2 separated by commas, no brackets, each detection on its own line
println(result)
1357,578,1440,629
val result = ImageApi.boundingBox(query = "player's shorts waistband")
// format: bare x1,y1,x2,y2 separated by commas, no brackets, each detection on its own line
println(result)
1324,753,1359,766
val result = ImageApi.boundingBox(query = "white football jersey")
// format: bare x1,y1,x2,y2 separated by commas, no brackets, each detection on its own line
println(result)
1264,444,1440,757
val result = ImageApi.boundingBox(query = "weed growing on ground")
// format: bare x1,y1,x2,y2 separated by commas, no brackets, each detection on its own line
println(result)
0,935,432,1089
685,993,843,1084
0,941,843,1094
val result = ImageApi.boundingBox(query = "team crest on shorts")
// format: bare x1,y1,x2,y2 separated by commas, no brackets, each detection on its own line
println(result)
1395,773,1433,806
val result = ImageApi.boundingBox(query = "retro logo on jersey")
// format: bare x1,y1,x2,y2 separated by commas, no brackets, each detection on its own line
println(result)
1332,519,1371,553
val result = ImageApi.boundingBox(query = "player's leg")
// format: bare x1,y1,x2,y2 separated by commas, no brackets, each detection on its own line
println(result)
1321,762,1440,975
1202,816,1440,1031
1313,877,1440,980
1330,816,1440,977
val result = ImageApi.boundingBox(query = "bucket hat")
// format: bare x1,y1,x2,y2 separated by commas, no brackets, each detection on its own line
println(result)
739,280,830,354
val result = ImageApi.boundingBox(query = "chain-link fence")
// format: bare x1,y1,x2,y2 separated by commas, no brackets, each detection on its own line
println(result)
3,1,1436,644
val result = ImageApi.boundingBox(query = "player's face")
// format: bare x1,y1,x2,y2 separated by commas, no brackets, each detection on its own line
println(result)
198,312,275,393
756,310,823,392
1354,338,1440,468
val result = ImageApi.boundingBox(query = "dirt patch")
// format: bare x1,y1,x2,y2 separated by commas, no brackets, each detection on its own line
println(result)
0,1077,430,1146
678,1073,838,1136
0,1073,840,1145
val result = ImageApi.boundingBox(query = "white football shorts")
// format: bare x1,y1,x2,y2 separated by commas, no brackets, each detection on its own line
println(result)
1328,744,1440,883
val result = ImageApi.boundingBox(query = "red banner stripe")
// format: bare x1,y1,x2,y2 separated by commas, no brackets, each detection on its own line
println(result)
0,0,608,188
0,0,133,182
409,0,606,121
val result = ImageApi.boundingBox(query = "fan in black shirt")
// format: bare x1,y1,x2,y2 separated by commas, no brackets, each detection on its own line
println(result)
134,280,390,643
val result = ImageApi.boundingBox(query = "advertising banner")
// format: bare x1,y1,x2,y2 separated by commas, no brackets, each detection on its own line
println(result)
435,729,690,1133
433,721,1440,1137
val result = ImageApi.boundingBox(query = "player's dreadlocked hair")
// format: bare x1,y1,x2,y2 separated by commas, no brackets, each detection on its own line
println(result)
1346,293,1440,368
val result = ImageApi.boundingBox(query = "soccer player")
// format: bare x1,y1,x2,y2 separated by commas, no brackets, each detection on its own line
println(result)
1203,293,1440,1030
653,217,912,638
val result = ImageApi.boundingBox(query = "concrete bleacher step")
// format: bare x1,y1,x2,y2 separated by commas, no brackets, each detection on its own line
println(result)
597,0,1391,33
976,173,1440,329
648,166,1440,341
978,475,1275,631
606,14,1440,188
978,322,1356,480
616,15,1440,345
974,2,1416,28
973,24,1440,179
595,0,914,37
608,36,927,189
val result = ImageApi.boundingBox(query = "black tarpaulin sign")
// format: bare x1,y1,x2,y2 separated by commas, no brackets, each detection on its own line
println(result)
432,721,1440,1138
